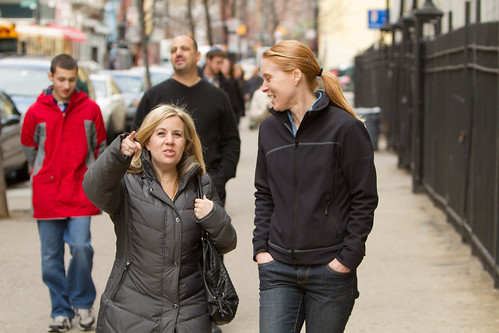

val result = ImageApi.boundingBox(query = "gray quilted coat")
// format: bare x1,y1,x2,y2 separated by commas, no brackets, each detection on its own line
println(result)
82,136,237,333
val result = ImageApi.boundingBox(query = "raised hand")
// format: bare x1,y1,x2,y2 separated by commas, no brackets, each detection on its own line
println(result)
121,131,142,157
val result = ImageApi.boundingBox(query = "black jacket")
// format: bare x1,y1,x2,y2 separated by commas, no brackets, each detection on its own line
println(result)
220,76,245,121
83,136,237,332
133,78,240,200
253,92,378,270
198,69,245,122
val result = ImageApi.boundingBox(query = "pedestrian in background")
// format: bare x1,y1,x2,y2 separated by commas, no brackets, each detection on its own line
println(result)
247,83,271,130
253,40,378,332
242,65,263,104
134,35,240,207
201,47,226,88
200,47,245,125
83,104,237,332
21,54,107,332
221,58,246,123
223,60,245,92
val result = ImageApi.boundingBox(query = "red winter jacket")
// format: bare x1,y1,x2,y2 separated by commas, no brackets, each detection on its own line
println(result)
21,88,107,219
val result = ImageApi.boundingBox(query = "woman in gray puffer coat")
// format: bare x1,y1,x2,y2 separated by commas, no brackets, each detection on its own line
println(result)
83,104,237,333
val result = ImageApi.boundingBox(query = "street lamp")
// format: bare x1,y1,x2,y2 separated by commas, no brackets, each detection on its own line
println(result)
414,0,444,18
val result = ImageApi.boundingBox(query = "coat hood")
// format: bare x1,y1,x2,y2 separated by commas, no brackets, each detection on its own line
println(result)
36,87,89,112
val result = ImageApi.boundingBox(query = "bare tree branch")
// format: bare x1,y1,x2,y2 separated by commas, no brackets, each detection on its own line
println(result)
187,0,196,37
203,0,214,45
137,0,151,89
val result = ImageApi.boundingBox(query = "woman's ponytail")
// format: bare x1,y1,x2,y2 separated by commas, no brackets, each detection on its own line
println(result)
321,71,358,119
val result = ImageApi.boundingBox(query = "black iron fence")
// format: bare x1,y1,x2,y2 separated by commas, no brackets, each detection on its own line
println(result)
355,13,499,287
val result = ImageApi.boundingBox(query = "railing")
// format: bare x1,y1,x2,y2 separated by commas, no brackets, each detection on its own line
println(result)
354,9,499,287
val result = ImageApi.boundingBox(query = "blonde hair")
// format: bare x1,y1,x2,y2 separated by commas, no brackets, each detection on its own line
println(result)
128,104,205,177
263,40,358,119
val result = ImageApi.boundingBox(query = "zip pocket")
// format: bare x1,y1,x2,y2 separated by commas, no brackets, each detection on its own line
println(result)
325,199,340,239
109,260,131,300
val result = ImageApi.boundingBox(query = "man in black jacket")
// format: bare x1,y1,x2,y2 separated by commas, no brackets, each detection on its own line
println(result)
134,35,240,206
201,47,226,88
201,48,245,125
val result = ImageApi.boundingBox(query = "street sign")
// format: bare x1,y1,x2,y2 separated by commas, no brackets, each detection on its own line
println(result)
20,0,37,9
368,9,388,29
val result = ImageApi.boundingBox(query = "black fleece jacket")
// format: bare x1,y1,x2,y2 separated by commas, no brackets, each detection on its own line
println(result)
253,92,378,270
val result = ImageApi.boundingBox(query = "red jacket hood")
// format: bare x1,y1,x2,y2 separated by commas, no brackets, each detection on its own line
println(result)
36,87,89,111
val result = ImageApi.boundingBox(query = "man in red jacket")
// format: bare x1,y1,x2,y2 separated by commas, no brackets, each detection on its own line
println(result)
21,54,107,332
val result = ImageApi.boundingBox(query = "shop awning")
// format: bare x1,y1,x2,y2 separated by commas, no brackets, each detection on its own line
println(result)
47,23,87,43
62,27,87,42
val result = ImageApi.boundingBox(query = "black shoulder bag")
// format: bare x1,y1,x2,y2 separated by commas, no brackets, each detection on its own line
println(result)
197,174,239,325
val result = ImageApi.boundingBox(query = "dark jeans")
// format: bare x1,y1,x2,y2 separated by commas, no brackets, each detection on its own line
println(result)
258,260,358,333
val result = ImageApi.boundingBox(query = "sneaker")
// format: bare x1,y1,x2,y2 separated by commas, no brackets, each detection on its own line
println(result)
48,316,71,332
75,308,95,331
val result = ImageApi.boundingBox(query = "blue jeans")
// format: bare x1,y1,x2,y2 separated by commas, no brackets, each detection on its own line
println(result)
37,217,96,318
258,260,358,333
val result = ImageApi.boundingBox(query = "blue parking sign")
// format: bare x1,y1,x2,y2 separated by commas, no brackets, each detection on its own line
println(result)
368,9,388,29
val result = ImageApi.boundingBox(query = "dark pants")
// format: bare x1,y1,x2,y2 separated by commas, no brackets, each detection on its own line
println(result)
258,260,358,333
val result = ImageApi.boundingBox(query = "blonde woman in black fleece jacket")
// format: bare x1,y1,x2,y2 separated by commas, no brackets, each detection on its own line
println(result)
253,40,378,333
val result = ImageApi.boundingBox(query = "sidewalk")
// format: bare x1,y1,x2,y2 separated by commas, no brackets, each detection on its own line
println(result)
0,118,498,332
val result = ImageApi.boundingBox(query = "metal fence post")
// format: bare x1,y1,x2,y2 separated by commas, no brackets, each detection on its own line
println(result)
494,1,499,289
397,6,416,170
412,1,443,193
462,1,473,243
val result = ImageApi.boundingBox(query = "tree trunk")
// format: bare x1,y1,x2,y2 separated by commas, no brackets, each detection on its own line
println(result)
203,0,214,46
187,0,195,37
269,0,278,45
220,0,229,46
138,0,151,89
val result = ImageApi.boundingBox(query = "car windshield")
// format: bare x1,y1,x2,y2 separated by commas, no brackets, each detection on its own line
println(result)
112,75,143,94
0,66,50,96
150,72,171,86
130,66,173,86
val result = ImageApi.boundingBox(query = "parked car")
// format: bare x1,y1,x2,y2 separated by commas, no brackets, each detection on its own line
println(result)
0,57,52,114
89,73,127,143
103,65,174,131
129,65,174,86
100,69,144,131
330,63,354,92
0,90,28,180
78,59,103,74
0,57,96,114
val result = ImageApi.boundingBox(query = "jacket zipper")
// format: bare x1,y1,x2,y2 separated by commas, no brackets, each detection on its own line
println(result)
325,197,340,239
291,139,299,263
110,260,131,300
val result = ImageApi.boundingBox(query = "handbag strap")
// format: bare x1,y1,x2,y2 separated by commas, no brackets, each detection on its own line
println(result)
196,173,203,199
196,174,208,239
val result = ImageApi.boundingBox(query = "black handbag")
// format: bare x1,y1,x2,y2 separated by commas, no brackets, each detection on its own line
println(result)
197,175,239,325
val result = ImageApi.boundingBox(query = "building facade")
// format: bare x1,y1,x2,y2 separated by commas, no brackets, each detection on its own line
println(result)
0,0,109,64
